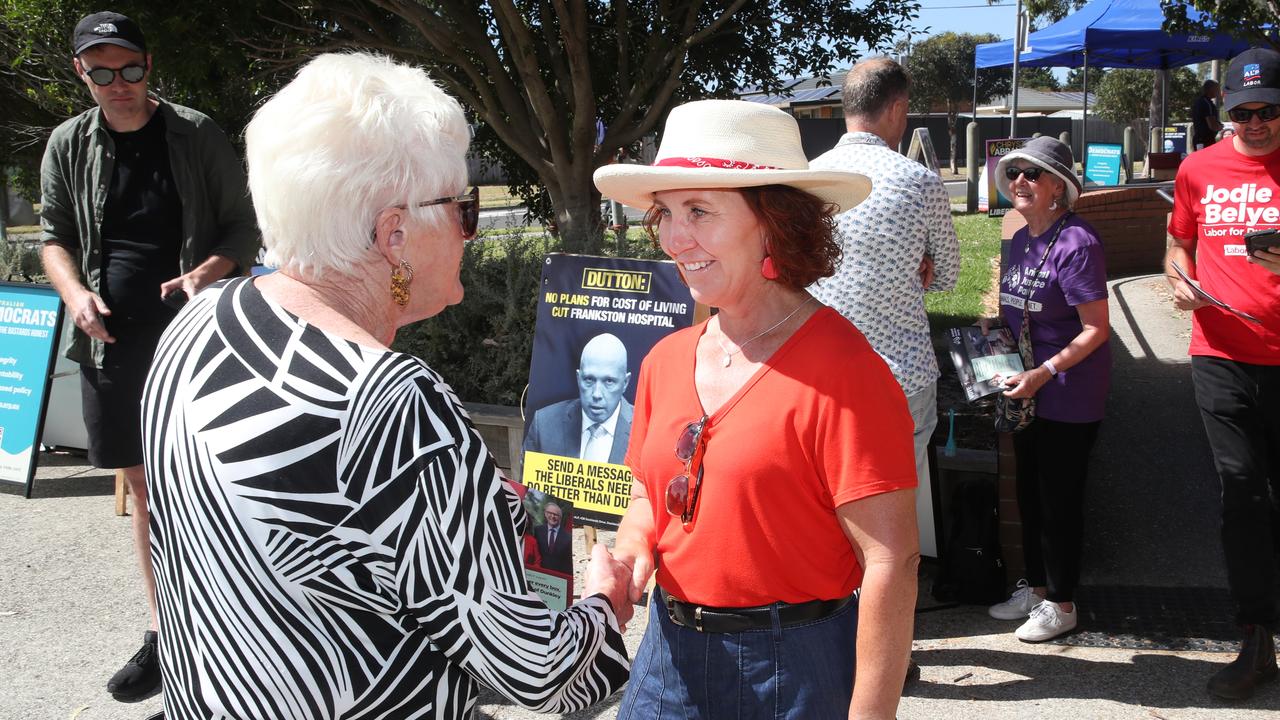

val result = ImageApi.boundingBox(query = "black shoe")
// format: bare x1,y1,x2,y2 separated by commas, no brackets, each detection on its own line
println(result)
107,630,161,701
1207,624,1278,700
143,714,164,720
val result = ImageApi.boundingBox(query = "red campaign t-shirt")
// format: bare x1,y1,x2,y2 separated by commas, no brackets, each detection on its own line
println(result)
625,307,917,608
1168,140,1280,364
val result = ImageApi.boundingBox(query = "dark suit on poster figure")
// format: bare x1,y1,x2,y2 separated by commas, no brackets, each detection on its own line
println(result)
523,332,633,464
523,398,634,464
534,504,574,574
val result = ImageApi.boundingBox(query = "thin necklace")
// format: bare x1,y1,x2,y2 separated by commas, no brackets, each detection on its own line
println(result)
715,296,814,368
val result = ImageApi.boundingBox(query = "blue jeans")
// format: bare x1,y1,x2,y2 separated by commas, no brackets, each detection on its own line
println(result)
616,590,858,719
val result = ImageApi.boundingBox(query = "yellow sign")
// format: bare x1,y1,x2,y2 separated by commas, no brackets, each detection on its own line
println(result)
581,268,652,294
522,451,633,516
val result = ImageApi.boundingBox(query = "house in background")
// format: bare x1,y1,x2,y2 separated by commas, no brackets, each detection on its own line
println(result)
978,89,1096,117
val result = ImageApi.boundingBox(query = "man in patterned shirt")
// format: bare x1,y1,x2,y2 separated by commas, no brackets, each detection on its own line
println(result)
809,57,960,559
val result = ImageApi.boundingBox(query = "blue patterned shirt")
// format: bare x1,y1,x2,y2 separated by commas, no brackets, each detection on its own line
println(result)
809,132,960,397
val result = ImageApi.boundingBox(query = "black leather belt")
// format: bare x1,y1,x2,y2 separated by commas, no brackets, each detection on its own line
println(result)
660,588,854,633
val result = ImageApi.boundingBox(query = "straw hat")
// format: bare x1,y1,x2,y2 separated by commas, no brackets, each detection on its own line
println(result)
593,99,871,213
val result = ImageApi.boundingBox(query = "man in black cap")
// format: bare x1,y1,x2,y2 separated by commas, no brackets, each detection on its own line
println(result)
1166,46,1280,701
39,10,258,702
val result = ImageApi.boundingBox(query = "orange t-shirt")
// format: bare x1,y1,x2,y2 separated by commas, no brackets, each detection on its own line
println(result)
625,307,917,607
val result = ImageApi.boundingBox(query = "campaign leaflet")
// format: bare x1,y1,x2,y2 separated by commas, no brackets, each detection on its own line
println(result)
522,254,695,530
948,325,1024,401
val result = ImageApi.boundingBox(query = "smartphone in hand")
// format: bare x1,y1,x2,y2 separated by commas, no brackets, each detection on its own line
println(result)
1245,228,1280,256
162,289,189,310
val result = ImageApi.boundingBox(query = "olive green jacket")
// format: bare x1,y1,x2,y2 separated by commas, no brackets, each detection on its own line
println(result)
40,99,259,367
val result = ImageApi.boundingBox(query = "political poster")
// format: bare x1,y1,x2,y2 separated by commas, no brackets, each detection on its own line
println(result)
522,254,696,530
1162,126,1188,157
0,283,64,495
1084,143,1124,187
986,138,1030,217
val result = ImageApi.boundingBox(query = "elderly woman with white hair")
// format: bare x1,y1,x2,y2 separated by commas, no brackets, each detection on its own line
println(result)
141,52,631,719
985,136,1110,643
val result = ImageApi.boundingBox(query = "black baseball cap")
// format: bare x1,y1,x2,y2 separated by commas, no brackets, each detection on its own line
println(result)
72,12,146,55
1224,47,1280,110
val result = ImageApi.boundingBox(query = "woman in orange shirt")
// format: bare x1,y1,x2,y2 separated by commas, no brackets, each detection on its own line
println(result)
594,100,921,719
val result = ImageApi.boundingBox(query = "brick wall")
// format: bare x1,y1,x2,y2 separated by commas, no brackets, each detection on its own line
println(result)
1000,185,1173,277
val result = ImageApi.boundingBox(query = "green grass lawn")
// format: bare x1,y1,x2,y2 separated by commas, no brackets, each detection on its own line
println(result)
926,212,1002,326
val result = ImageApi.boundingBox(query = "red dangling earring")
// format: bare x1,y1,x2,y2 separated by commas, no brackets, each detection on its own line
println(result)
761,255,779,280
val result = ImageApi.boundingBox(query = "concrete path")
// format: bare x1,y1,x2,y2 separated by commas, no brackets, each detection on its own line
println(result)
2,273,1274,719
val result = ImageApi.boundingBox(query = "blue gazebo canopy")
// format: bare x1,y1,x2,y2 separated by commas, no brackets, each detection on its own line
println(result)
975,0,1252,70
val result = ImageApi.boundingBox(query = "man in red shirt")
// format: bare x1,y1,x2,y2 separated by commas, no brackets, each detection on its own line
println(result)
1166,47,1280,701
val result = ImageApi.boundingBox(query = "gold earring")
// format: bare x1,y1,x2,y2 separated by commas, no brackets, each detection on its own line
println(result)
390,260,414,306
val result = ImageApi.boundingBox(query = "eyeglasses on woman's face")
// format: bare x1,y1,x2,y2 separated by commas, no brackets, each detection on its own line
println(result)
415,186,480,239
665,415,708,525
372,186,481,244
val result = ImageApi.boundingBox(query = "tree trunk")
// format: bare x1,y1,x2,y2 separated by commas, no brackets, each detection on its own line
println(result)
548,180,605,255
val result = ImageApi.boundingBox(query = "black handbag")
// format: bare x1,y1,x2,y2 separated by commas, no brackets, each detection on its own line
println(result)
994,213,1071,434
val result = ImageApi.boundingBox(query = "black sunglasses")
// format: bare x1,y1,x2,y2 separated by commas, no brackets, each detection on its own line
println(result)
375,187,480,243
1005,165,1045,182
1228,104,1280,124
665,415,708,525
416,186,480,239
83,64,146,86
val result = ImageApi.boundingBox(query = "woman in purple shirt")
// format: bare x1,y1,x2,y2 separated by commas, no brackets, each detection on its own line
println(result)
986,137,1111,642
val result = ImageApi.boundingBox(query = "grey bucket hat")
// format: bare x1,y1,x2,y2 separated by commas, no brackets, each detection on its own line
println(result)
996,136,1082,207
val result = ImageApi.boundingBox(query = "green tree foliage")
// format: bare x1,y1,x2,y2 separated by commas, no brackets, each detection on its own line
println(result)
1019,66,1060,90
1064,65,1106,92
906,32,1010,172
0,0,297,197
1093,67,1199,130
3,1,920,254
286,1,922,254
1024,0,1088,27
1162,0,1277,51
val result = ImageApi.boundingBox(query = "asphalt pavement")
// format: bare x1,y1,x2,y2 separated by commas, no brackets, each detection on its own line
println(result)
2,272,1275,719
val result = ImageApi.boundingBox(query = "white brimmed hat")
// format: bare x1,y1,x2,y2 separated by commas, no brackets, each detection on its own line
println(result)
593,99,871,213
995,136,1082,206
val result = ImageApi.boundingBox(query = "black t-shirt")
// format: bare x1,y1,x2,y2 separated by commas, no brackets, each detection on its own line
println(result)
1191,95,1219,148
100,110,182,325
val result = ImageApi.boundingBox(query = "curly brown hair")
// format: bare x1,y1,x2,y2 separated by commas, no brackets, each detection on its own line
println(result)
641,185,843,290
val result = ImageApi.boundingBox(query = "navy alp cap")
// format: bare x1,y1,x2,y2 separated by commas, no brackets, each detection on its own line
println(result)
1224,47,1280,111
73,12,146,55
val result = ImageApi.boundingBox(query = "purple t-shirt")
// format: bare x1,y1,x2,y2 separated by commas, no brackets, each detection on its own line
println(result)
999,214,1111,423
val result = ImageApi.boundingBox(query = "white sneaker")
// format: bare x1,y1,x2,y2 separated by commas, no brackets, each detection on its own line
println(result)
988,579,1043,620
1015,600,1078,642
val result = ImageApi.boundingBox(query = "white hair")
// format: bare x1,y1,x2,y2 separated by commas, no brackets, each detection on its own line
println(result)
245,52,470,278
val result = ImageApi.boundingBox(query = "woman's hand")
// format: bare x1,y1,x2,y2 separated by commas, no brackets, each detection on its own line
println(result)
1000,365,1052,399
611,538,656,605
583,543,635,629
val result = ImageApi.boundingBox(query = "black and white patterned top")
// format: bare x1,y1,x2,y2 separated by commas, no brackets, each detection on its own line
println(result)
141,277,629,719
809,131,961,397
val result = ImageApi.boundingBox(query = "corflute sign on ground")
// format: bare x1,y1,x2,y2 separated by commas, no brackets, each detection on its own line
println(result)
0,283,64,495
522,253,696,530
